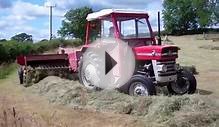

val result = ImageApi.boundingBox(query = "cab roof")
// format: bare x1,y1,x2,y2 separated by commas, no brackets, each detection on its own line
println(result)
86,9,149,21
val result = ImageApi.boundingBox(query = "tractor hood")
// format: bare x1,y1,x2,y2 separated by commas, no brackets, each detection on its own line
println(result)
133,45,179,60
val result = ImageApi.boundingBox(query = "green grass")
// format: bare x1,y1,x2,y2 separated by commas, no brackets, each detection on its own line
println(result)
0,64,17,79
167,35,219,72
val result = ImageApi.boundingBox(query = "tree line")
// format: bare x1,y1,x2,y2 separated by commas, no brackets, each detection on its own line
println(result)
163,0,219,35
58,1,219,39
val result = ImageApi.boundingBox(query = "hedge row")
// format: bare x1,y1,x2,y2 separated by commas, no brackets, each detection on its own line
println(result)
157,28,219,36
0,39,82,64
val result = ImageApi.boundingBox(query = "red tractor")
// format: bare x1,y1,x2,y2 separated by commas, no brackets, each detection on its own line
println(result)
17,9,196,96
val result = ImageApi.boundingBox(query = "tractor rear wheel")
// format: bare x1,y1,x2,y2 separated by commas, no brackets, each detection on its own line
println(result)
127,75,156,96
78,51,102,90
167,70,197,95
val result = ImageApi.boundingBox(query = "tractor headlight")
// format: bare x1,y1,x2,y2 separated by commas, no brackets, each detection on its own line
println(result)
157,65,168,72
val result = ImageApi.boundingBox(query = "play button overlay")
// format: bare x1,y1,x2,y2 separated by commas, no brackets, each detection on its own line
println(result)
81,38,135,90
105,51,117,75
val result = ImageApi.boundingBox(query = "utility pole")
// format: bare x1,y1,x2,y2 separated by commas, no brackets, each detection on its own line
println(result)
157,11,161,45
45,1,56,40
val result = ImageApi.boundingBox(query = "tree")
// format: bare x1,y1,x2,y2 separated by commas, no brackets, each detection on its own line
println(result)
163,0,213,34
58,7,93,41
210,0,219,25
0,43,7,62
11,33,33,42
193,0,213,27
0,39,7,42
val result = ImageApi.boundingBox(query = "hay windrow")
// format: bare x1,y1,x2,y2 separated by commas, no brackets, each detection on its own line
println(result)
28,76,219,127
199,45,219,50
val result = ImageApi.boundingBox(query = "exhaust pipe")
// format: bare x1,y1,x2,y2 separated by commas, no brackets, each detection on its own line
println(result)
157,11,161,45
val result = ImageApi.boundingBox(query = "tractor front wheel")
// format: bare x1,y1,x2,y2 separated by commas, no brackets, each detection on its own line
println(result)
167,70,197,95
127,75,156,96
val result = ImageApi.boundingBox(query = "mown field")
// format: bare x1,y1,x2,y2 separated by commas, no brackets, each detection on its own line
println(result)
0,35,219,127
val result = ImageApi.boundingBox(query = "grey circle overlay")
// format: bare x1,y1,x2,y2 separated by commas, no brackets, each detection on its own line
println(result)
82,38,135,89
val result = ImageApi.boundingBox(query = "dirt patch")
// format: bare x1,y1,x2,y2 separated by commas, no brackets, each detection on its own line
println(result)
28,76,219,127
199,45,219,50
0,97,47,127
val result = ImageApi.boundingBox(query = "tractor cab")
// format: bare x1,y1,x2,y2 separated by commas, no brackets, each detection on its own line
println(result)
85,9,156,46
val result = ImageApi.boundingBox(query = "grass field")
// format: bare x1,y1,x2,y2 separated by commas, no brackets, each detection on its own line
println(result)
0,35,218,127
170,35,219,72
0,64,17,79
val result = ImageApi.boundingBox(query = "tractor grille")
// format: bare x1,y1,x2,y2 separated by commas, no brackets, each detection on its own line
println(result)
157,60,176,77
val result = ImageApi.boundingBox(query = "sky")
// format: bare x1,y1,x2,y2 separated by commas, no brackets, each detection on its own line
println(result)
0,0,163,41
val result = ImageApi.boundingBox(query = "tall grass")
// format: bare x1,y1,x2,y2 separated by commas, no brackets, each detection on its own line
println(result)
35,39,82,53
0,64,17,79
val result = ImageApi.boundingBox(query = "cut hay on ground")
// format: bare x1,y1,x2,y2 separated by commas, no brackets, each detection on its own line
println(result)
199,45,219,50
28,76,219,127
